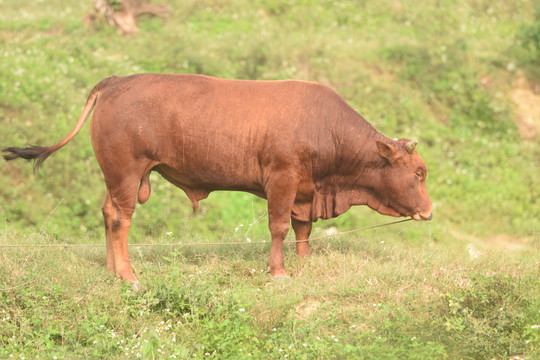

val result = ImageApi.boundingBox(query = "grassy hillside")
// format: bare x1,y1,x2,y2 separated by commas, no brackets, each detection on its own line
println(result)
0,0,539,358
0,0,539,240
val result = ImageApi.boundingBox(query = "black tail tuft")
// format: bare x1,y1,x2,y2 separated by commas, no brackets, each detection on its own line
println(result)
2,146,54,173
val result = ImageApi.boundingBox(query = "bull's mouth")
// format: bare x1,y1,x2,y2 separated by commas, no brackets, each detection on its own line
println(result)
411,211,432,221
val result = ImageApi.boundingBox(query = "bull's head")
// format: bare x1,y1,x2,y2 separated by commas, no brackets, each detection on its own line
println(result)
373,138,432,221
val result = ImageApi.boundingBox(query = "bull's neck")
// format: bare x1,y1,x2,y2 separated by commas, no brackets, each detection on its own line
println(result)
328,116,389,207
334,113,388,174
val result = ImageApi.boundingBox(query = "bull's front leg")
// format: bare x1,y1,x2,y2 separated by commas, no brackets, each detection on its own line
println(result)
265,171,300,280
291,218,312,258
267,216,290,279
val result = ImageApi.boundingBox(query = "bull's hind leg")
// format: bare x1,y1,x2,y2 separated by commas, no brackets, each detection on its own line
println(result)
291,218,312,258
101,178,140,288
102,192,117,273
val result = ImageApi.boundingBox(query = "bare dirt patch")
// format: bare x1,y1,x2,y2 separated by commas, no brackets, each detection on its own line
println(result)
294,300,320,321
450,230,533,255
485,234,534,252
510,70,540,140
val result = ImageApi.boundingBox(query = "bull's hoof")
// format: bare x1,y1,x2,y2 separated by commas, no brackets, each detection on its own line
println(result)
272,275,291,283
132,281,141,292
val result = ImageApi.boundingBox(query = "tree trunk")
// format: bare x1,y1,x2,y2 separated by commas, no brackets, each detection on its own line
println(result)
86,0,170,36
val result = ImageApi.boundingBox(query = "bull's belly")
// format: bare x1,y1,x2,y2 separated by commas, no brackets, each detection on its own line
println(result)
154,161,264,194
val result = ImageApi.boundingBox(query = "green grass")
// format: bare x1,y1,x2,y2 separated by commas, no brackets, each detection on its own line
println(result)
1,228,538,359
1,0,540,358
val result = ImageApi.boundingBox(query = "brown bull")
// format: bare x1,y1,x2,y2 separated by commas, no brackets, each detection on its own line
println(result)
3,74,432,288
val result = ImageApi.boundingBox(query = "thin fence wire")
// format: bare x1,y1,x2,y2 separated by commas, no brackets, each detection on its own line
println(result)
0,218,412,249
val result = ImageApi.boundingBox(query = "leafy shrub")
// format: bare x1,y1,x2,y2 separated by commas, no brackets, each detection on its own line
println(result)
441,274,535,358
520,5,540,52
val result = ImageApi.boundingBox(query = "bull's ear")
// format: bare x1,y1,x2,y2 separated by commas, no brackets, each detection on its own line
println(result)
376,140,399,164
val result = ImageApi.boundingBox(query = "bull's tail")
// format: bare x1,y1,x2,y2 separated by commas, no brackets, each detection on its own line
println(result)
2,79,106,172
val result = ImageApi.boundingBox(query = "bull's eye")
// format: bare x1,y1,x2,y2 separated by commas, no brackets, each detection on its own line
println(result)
415,172,423,180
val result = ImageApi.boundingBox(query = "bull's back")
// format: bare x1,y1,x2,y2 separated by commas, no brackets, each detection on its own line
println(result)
90,74,340,190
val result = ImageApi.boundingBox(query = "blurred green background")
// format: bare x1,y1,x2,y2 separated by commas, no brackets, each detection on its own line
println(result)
1,0,539,245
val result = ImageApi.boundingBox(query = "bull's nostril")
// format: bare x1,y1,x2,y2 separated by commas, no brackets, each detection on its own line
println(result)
413,212,432,221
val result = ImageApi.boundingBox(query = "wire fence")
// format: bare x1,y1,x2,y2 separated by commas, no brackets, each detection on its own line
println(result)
0,218,413,249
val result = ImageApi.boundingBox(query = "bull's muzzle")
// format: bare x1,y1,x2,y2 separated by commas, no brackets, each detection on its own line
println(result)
412,211,433,221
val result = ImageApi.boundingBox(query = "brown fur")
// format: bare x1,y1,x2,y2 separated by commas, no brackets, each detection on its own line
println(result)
3,74,432,285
